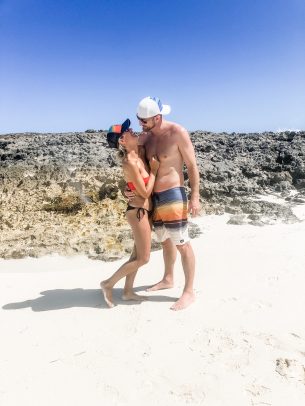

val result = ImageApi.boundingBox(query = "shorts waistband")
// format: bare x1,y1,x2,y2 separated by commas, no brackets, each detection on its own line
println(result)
153,186,185,196
152,187,187,203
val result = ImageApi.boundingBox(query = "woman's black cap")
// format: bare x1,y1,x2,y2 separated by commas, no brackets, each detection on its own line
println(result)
106,119,131,148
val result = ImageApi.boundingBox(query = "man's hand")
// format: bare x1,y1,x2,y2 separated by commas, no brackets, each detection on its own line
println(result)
188,196,201,217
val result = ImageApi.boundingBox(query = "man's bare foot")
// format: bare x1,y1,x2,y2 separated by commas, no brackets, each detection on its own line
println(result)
100,281,115,308
122,292,148,301
146,280,174,292
170,291,195,311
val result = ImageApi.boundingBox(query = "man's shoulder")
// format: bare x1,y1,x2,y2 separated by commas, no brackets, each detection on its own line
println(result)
166,121,189,137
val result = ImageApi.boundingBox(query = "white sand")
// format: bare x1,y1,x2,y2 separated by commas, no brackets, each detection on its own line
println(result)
1,208,305,406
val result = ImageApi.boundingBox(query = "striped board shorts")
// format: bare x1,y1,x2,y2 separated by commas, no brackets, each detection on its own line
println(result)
152,187,190,246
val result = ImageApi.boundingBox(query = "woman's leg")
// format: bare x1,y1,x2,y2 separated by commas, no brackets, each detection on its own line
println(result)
122,244,148,301
123,215,153,300
100,210,151,307
123,244,137,294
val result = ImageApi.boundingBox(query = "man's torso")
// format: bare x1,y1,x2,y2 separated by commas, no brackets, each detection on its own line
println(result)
141,122,185,193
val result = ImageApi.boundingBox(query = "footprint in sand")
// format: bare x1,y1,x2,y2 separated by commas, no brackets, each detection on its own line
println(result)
275,358,305,383
245,383,271,405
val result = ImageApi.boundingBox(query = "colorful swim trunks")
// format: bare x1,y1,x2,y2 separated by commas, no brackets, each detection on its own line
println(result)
152,187,190,245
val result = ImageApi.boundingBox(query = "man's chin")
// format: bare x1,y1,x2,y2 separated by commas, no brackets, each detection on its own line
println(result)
142,125,155,131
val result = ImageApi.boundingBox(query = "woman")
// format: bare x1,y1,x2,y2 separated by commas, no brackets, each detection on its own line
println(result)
101,119,159,308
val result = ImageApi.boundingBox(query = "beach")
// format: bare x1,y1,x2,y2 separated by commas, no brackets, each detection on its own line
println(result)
2,0,305,403
1,204,305,406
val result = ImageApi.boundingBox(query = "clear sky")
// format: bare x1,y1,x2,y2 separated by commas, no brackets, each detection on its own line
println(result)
1,0,305,133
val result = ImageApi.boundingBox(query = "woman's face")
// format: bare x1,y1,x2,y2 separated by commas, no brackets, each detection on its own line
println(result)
118,128,138,146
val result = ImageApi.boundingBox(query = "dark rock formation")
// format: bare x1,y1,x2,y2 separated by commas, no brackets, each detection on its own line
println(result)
0,130,304,260
188,131,305,217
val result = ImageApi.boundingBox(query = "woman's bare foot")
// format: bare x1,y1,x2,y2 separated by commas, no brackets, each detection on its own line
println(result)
170,291,195,311
100,281,115,308
146,279,174,292
122,292,148,301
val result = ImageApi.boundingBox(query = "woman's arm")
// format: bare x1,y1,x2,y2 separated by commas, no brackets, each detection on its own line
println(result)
126,157,159,199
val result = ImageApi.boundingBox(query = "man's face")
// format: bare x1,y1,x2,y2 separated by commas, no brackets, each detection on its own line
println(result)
137,115,158,131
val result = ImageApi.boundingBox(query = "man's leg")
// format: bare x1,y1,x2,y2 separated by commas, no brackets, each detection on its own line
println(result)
170,241,195,311
146,238,177,291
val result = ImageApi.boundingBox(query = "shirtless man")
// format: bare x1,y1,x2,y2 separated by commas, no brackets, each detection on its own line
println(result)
132,96,201,310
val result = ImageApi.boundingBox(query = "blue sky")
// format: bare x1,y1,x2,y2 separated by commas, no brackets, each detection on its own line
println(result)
1,0,304,133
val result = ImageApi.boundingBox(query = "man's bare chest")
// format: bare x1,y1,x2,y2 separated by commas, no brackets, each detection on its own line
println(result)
145,137,178,161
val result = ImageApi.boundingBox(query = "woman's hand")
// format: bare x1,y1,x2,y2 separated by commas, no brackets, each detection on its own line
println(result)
124,185,136,201
149,156,160,175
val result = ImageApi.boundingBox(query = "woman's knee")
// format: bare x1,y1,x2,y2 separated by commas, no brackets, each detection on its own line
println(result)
136,254,150,267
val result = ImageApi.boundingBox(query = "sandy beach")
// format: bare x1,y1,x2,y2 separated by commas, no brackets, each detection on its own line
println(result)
1,204,305,406
2,0,305,403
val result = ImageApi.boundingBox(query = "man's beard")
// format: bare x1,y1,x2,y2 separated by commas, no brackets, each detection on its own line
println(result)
142,122,156,131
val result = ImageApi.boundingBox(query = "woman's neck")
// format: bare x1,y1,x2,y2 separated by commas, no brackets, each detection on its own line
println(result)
125,146,139,156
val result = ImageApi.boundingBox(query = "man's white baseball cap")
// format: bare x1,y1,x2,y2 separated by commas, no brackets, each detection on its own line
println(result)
137,96,171,119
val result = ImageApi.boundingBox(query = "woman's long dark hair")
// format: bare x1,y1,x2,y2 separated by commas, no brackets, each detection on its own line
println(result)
117,145,127,160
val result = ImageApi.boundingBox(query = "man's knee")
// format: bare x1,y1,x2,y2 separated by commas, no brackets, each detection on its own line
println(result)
161,238,171,247
176,241,192,254
162,238,176,251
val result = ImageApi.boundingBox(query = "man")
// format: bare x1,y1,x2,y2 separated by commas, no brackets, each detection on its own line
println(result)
131,96,201,310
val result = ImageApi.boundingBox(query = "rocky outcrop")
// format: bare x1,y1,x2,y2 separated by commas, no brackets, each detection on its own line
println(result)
0,130,304,260
189,131,305,220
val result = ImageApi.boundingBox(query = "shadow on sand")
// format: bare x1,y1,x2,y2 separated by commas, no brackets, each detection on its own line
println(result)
2,286,177,311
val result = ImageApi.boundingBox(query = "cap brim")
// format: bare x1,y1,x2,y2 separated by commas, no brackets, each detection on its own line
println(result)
160,104,171,115
121,118,131,133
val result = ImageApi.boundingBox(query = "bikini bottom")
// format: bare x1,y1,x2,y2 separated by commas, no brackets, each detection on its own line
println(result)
126,205,153,221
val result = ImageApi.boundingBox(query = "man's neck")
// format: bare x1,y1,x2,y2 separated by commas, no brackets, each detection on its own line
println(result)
151,120,166,136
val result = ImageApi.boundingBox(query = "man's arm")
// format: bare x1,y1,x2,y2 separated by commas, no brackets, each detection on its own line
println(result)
177,127,201,216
